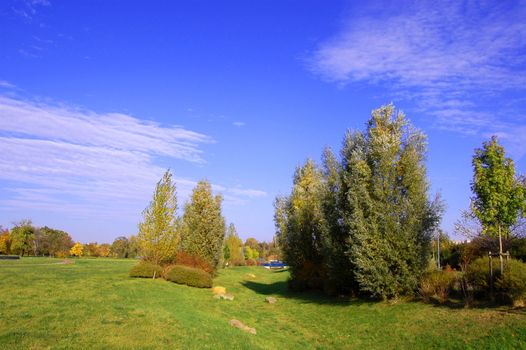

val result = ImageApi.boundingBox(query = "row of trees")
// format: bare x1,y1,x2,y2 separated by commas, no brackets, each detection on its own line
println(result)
0,220,74,257
137,171,226,274
223,223,281,265
0,222,143,259
275,105,443,299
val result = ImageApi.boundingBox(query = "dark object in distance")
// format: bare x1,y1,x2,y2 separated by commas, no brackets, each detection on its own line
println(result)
262,260,287,269
0,255,20,260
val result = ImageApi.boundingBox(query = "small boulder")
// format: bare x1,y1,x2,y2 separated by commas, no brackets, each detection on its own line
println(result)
212,286,226,295
265,297,277,304
214,293,234,301
246,273,256,278
229,319,256,335
221,293,235,301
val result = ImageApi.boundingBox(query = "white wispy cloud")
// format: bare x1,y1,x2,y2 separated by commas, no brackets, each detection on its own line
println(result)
308,0,526,150
0,81,16,89
0,95,266,221
12,0,51,21
232,121,245,127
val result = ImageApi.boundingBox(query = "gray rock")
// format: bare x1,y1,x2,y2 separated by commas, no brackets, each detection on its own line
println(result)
265,296,277,304
215,293,235,301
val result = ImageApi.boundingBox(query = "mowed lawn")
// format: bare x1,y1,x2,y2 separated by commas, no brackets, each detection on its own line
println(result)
0,258,525,349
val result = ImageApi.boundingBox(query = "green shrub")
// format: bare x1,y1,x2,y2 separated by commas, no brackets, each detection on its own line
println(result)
129,261,163,278
495,259,526,306
419,268,457,304
463,257,500,295
166,265,212,288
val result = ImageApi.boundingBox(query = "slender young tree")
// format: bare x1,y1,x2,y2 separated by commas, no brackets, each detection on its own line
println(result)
180,180,225,273
224,223,243,264
471,136,524,271
137,170,180,266
348,105,441,298
275,159,326,290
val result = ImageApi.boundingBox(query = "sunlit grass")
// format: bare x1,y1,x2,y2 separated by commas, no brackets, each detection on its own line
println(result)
0,258,524,349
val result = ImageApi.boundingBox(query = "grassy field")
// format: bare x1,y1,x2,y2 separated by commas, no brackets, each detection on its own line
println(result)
0,258,525,349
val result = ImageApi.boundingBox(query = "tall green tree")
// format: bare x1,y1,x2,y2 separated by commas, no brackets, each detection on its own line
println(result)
10,220,35,256
348,105,442,298
320,146,355,293
137,170,180,265
471,136,525,271
180,180,225,273
275,159,326,290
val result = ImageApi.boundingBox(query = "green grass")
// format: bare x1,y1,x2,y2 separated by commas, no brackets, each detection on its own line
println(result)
0,258,525,349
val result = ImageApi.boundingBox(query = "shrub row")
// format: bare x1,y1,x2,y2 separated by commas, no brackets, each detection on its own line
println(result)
420,258,526,306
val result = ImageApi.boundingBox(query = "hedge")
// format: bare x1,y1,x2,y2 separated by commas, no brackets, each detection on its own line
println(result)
129,261,163,278
166,265,212,288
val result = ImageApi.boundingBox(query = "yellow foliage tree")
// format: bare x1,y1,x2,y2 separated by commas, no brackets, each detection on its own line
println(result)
0,230,11,255
70,242,84,257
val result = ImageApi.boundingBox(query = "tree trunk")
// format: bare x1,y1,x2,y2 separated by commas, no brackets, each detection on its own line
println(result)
499,225,504,274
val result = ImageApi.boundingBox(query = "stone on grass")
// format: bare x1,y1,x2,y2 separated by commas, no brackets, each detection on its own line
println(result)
212,286,226,295
265,297,277,304
246,273,256,278
214,293,235,301
229,319,256,335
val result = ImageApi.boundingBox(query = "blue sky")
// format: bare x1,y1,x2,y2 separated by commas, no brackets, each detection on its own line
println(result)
1,0,525,243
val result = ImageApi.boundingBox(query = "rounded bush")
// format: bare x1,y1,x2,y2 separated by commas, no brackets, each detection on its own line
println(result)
495,259,526,305
418,269,457,304
166,265,212,288
129,261,163,278
245,258,257,266
464,257,500,294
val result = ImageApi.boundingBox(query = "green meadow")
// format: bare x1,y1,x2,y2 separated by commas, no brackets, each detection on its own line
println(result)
0,258,525,349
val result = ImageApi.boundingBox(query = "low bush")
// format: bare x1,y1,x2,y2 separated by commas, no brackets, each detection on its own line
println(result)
166,265,212,288
463,257,500,296
495,259,526,306
176,251,213,273
245,258,257,266
129,261,163,278
418,268,457,304
229,258,246,266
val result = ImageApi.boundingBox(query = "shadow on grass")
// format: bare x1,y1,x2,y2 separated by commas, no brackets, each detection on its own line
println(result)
243,278,525,311
241,280,376,306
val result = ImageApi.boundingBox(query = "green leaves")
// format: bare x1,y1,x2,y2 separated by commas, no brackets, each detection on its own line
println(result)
180,180,226,273
471,136,524,238
275,105,442,298
137,170,179,265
